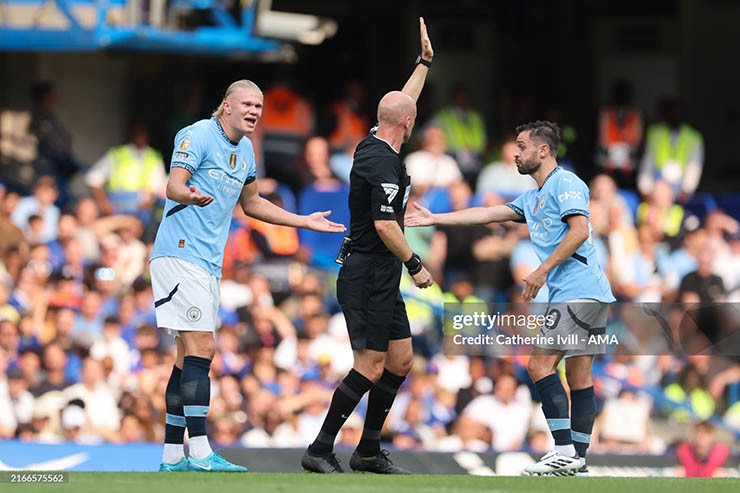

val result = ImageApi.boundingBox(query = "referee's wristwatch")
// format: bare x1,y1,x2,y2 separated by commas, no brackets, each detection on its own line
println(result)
415,55,432,68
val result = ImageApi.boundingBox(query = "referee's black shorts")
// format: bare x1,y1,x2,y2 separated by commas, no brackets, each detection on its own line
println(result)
337,252,411,352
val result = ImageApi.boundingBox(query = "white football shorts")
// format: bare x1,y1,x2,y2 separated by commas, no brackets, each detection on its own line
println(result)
535,298,609,357
150,256,220,336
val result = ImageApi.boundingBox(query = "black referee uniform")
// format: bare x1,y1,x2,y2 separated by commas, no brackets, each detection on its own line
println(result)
338,131,412,351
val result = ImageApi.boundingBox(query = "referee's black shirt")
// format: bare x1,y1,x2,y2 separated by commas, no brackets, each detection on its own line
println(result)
347,133,410,256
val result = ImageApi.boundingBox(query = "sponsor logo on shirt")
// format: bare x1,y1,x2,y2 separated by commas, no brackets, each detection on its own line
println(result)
208,169,243,197
558,191,583,203
381,183,399,203
380,205,394,213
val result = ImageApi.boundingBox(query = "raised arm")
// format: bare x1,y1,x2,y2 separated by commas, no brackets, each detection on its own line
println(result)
405,202,524,227
401,17,434,103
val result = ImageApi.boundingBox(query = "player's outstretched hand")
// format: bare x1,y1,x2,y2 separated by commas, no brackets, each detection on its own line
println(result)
188,185,214,207
305,210,347,233
419,17,434,61
522,268,547,302
405,202,435,227
412,266,434,289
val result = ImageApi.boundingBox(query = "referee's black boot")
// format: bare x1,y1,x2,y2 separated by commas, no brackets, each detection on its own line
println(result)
349,450,411,475
301,450,345,473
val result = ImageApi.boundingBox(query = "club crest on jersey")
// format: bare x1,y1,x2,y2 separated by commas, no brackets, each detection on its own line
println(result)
241,158,247,170
533,196,546,214
186,306,202,322
229,153,237,170
179,137,191,151
381,183,399,204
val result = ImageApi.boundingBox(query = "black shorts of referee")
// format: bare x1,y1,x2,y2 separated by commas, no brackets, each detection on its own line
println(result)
337,252,411,352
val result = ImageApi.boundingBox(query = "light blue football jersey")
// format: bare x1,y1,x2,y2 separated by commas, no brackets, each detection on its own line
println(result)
506,166,615,303
150,118,256,278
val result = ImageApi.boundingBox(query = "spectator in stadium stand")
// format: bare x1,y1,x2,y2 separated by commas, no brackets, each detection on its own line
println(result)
591,388,659,454
456,373,532,452
326,80,370,156
676,420,730,477
637,180,686,248
0,183,26,259
63,357,121,441
11,175,60,243
150,78,344,473
85,121,166,220
29,82,83,206
477,137,537,204
597,79,644,188
404,126,463,195
406,121,615,476
638,97,704,203
302,18,434,475
73,197,101,263
254,80,314,192
704,210,740,290
431,83,487,187
664,364,716,422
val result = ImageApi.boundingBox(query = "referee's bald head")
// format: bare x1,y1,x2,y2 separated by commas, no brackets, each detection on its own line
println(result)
377,91,416,125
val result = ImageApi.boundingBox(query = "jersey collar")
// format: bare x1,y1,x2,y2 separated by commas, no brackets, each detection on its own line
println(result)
539,166,561,190
372,134,399,155
212,117,240,146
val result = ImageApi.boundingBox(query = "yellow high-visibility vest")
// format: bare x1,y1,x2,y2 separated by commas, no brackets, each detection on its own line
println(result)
647,124,702,170
107,145,162,192
436,108,486,153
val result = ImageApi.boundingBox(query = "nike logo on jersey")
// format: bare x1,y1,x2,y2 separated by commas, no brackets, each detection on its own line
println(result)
381,183,399,203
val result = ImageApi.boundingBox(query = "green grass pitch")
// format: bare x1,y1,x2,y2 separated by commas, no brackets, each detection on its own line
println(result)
8,473,739,493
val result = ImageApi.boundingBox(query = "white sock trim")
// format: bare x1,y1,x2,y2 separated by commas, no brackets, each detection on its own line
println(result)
188,435,213,460
162,443,185,464
554,444,577,458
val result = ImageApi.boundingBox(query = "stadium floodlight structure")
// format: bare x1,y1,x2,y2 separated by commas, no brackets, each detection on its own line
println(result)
0,0,336,59
254,0,337,46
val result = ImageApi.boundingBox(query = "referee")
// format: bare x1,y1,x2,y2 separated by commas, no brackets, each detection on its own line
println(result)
302,17,434,474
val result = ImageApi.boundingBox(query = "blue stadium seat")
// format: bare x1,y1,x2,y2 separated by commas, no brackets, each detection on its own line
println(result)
683,192,717,221
717,192,740,221
617,188,640,224
422,187,452,214
297,183,350,269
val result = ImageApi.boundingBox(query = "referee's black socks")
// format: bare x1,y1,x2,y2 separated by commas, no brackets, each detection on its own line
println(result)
356,369,405,457
308,369,374,455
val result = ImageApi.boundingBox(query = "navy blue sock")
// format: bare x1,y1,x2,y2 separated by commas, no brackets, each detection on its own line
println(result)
534,373,572,446
308,369,374,455
181,356,211,438
570,386,595,458
164,365,186,444
357,369,405,456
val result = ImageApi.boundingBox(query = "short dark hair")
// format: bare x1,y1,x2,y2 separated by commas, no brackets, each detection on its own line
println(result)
516,120,560,157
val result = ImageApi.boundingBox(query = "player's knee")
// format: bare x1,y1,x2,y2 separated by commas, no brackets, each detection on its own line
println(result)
184,334,216,360
527,358,551,382
390,353,414,376
565,367,592,389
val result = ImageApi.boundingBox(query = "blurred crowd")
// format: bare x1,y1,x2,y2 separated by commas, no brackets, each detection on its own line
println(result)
0,77,738,476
